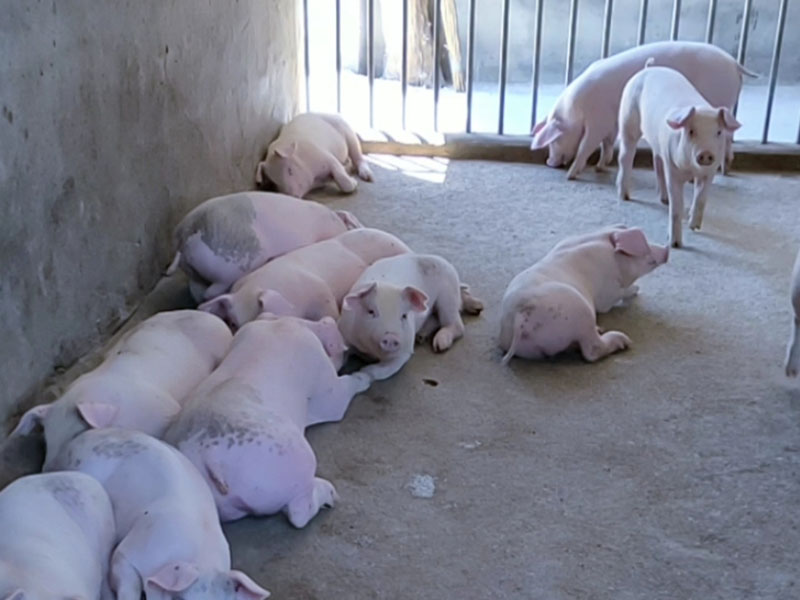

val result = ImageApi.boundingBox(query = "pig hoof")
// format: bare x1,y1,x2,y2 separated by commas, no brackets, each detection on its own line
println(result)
786,363,799,378
357,162,374,182
660,196,669,206
432,329,455,353
461,293,484,316
340,177,358,193
285,478,338,528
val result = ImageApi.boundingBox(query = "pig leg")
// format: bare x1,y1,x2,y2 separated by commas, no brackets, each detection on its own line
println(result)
596,135,615,171
416,315,440,343
665,167,685,248
110,547,144,600
787,316,800,377
566,128,600,180
722,133,734,175
283,477,338,528
616,132,640,201
654,155,669,205
578,328,632,362
306,372,371,426
688,175,712,231
359,355,412,381
431,290,466,352
460,284,484,315
327,154,359,193
341,125,373,182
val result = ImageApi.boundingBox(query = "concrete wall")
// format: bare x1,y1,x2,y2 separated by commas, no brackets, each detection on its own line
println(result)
0,0,300,425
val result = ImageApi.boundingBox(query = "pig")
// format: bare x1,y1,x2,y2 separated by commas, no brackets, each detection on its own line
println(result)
499,226,668,363
530,41,754,179
255,112,373,198
167,191,363,303
338,254,484,381
50,428,269,600
0,471,116,600
786,249,800,377
9,310,232,470
198,228,411,330
616,64,741,248
164,316,371,527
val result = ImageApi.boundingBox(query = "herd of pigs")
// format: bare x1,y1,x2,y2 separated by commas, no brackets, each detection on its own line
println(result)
2,40,799,599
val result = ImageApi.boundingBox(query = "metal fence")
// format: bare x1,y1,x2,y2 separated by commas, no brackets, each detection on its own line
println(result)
303,0,798,144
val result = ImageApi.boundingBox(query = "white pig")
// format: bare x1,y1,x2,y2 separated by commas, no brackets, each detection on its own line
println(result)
786,249,800,377
499,226,668,363
198,228,411,330
531,41,753,179
338,254,484,381
616,64,741,248
50,428,269,600
0,471,116,600
167,191,362,302
9,310,232,470
256,113,373,198
164,316,371,527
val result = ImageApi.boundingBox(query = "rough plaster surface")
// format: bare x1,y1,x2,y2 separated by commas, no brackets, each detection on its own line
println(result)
0,0,299,421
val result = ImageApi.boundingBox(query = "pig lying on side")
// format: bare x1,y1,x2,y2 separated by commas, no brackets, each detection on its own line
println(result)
164,316,371,527
168,191,362,302
617,64,741,248
199,228,411,329
9,310,232,470
0,472,116,600
338,254,484,381
499,226,668,363
786,249,800,377
50,429,269,600
531,41,752,179
256,113,373,198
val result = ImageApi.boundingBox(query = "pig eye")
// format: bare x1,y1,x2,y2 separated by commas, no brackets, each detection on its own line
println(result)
716,130,722,136
401,313,408,320
288,167,294,176
688,129,695,137
367,309,376,317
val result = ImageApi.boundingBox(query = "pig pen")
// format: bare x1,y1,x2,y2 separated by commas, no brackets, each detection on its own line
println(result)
3,156,799,598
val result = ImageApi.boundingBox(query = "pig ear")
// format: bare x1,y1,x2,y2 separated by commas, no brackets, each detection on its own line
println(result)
717,107,741,131
146,561,200,593
273,142,297,158
343,282,377,311
257,289,295,317
76,402,119,429
666,106,695,129
611,228,650,257
9,404,51,436
402,286,428,313
530,118,563,149
335,209,363,230
229,570,270,599
199,294,235,322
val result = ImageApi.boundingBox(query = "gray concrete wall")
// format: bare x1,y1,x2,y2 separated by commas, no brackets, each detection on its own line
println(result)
0,0,300,426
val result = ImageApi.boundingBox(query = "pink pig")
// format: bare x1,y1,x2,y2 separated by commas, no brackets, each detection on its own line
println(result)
786,249,800,377
531,41,753,179
9,310,232,470
164,316,371,528
499,226,668,363
50,428,269,600
256,113,373,198
198,228,411,330
167,191,362,302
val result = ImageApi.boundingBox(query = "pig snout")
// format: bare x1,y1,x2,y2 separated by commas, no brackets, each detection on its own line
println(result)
695,151,715,166
379,333,401,353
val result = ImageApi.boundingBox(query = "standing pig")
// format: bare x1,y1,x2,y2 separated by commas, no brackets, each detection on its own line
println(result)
198,228,411,329
499,226,668,363
256,113,373,198
531,41,753,179
50,429,269,600
164,316,371,527
168,191,362,302
786,249,800,377
0,471,116,600
338,254,484,381
616,64,741,248
9,310,232,470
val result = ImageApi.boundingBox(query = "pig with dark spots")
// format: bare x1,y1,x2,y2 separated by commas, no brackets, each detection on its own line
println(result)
198,228,411,330
0,471,115,600
50,429,269,600
164,316,371,527
338,254,483,381
786,249,800,377
168,191,362,302
9,310,232,470
499,226,668,364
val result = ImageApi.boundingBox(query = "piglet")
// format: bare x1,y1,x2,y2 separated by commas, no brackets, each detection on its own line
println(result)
50,428,269,600
9,310,232,470
499,226,668,363
0,471,116,600
617,64,741,248
164,316,371,527
786,249,800,377
168,191,362,302
256,113,373,198
338,254,484,381
199,227,411,329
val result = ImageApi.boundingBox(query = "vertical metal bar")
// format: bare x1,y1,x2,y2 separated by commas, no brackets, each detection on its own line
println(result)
762,0,789,144
670,0,681,41
466,0,476,133
303,0,310,111
336,0,342,112
565,0,579,85
637,0,648,45
705,0,717,43
401,0,408,129
601,0,613,58
734,0,752,117
498,0,511,134
433,0,441,131
367,0,374,127
529,0,544,130
797,115,800,144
